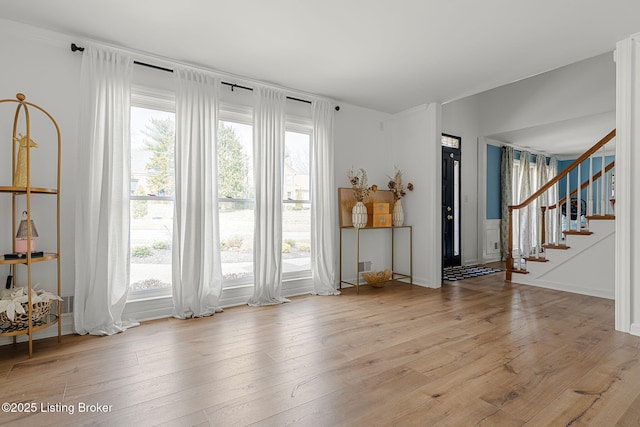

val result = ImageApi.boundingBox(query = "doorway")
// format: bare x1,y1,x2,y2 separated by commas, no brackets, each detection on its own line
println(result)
442,134,461,269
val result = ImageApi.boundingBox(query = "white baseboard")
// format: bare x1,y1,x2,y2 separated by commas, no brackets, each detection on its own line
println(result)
629,323,640,336
411,275,441,289
511,278,614,300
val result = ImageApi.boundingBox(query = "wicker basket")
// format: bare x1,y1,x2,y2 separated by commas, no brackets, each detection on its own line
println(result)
0,300,52,327
362,269,392,288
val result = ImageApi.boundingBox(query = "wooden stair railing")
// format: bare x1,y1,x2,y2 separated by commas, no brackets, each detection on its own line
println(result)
541,160,615,246
506,129,615,281
546,160,615,211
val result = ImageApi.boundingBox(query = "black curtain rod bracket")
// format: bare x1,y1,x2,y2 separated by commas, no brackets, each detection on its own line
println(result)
70,42,339,110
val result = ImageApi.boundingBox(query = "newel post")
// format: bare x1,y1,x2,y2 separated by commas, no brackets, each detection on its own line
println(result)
541,206,547,248
506,206,513,281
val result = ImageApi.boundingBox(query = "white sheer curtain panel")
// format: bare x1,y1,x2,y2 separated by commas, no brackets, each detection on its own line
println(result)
311,100,340,295
172,68,223,318
74,45,139,335
517,151,532,258
248,86,289,306
500,146,514,261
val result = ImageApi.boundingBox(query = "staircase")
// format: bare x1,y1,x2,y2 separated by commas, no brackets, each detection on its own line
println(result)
506,130,616,298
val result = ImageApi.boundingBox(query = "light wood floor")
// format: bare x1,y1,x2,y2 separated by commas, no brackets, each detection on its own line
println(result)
2,271,640,426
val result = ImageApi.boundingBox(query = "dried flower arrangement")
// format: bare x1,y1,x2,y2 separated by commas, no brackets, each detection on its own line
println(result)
347,167,376,202
388,168,414,201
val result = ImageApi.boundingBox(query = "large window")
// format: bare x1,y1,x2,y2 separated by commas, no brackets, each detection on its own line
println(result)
129,94,175,296
127,92,314,299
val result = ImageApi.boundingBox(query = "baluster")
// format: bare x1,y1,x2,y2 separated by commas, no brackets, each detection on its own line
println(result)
577,160,581,229
565,170,570,233
527,204,532,260
605,171,613,213
587,156,593,216
555,181,561,245
601,146,606,215
507,207,513,281
536,206,547,258
611,165,615,214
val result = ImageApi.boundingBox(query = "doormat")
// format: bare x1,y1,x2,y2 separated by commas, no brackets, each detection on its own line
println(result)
442,265,503,281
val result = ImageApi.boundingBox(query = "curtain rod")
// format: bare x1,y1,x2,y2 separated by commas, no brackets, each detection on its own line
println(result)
497,141,553,159
71,43,340,111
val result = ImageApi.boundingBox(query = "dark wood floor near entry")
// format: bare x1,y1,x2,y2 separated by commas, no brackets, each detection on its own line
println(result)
2,270,640,426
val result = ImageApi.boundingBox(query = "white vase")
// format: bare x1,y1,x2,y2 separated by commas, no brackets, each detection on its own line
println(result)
352,201,368,228
392,199,404,226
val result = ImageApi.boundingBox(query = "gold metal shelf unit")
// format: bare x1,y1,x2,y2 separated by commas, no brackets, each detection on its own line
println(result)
0,93,62,358
339,225,413,294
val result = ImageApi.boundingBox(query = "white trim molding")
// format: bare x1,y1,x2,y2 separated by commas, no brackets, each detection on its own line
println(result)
614,35,638,334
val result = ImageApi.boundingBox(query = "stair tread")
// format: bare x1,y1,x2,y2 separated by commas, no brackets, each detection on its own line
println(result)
543,244,570,250
586,215,615,220
563,230,594,235
524,257,549,263
511,269,529,275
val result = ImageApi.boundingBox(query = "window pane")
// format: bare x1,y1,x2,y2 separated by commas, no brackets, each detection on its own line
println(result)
218,121,254,284
442,135,460,149
130,199,174,291
283,131,311,275
130,107,175,292
282,202,311,274
218,121,253,199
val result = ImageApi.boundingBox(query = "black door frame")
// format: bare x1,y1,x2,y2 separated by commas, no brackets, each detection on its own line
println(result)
442,134,462,269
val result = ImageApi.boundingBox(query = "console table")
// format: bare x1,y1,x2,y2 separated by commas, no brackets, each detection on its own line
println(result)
339,225,413,294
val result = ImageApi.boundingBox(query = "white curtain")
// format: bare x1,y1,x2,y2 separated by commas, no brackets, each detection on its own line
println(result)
172,68,223,318
500,146,514,261
74,45,138,335
248,86,289,306
517,151,532,258
311,100,340,295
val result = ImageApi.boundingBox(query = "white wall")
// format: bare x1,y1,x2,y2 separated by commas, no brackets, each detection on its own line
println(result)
391,104,442,287
333,102,443,289
442,95,480,265
0,19,81,300
333,104,393,282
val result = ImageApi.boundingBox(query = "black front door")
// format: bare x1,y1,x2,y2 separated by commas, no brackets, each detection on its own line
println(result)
442,136,461,268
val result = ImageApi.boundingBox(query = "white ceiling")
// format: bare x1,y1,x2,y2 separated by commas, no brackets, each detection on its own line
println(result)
488,111,616,157
1,1,640,114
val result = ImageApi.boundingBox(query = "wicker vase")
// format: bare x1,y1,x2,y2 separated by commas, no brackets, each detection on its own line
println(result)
352,201,368,228
392,199,404,226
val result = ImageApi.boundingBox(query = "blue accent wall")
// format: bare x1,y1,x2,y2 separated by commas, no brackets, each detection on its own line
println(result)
486,144,502,219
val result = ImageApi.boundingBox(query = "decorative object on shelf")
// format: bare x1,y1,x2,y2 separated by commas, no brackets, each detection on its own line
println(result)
347,167,376,228
393,200,404,227
15,211,39,253
352,201,368,229
13,133,38,187
347,167,374,202
387,168,413,226
362,269,392,287
0,286,61,325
